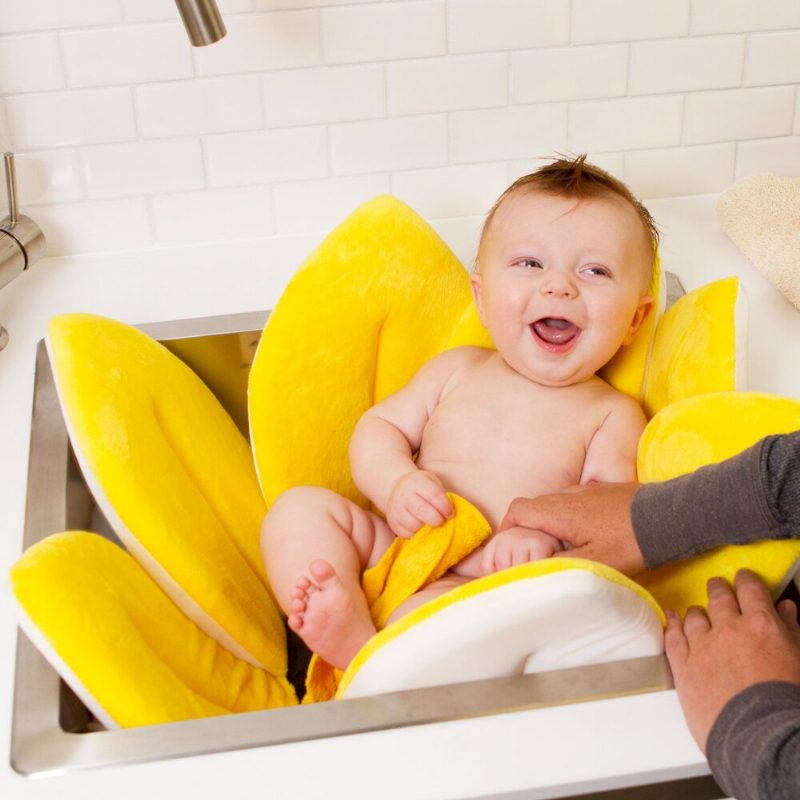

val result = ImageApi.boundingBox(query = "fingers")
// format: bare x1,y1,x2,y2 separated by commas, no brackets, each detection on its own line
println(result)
389,510,421,539
388,472,453,537
480,539,496,575
389,497,449,538
498,497,536,532
663,609,689,673
733,569,774,615
682,605,711,638
777,599,800,630
705,577,740,624
666,571,792,649
414,478,453,522
481,530,560,574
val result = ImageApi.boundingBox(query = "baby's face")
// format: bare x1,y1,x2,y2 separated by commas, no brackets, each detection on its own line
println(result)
471,189,653,387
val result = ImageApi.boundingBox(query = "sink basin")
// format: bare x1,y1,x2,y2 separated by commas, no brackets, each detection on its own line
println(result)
11,310,671,778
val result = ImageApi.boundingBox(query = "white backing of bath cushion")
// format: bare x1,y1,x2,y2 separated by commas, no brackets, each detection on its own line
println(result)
341,570,663,699
45,337,264,670
10,595,117,730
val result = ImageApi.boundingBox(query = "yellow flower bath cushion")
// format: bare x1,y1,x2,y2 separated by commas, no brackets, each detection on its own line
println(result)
637,391,800,615
12,192,775,729
10,532,296,727
642,277,745,418
47,313,286,675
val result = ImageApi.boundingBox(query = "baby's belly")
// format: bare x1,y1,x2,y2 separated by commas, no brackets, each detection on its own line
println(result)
418,457,582,531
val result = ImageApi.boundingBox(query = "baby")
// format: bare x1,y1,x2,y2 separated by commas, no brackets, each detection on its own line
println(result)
261,155,657,670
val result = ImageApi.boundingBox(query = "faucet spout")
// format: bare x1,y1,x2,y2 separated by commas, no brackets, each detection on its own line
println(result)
174,0,227,47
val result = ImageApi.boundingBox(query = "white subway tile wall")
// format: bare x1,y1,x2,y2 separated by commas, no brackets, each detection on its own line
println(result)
0,0,797,256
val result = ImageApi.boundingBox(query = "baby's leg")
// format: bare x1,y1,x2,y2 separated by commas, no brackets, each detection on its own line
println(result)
261,486,394,669
385,573,472,626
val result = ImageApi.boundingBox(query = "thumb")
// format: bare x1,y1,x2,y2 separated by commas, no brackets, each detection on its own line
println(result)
558,543,597,561
499,496,549,532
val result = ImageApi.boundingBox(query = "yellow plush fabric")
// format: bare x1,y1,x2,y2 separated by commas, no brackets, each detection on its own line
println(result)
637,392,800,615
249,195,674,703
10,532,296,727
47,313,285,675
642,277,743,418
249,196,491,508
14,192,798,727
304,494,492,702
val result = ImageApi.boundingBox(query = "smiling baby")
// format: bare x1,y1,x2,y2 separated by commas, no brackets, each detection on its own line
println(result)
261,154,658,671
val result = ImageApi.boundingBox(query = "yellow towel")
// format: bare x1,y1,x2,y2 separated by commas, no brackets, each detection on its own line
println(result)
304,494,492,703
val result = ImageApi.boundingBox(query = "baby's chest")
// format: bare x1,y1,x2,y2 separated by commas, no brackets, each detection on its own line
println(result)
422,387,597,464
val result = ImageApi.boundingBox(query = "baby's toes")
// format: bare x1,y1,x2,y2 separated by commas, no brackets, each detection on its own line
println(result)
291,585,308,601
291,596,307,614
287,613,304,633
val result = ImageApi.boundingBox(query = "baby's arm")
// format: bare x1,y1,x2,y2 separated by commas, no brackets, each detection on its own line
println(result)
580,392,647,484
350,347,484,538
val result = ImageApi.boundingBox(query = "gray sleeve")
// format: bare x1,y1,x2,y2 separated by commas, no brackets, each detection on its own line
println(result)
632,431,800,569
706,682,800,800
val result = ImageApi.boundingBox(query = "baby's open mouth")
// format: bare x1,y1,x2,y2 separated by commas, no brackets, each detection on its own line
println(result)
530,317,581,351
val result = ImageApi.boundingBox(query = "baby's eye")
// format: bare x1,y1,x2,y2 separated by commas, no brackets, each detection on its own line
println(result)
517,258,543,270
583,265,611,278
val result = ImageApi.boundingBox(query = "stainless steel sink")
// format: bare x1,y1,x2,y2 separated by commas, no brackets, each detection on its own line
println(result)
11,310,673,780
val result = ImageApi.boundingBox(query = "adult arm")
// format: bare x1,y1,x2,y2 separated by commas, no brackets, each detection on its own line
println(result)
499,430,800,572
665,571,800,800
634,430,800,567
708,682,800,800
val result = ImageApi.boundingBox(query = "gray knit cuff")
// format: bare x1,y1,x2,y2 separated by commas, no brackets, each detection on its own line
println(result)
632,439,775,569
707,681,800,800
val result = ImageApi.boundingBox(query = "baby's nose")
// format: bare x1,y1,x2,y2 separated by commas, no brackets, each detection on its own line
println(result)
540,273,577,297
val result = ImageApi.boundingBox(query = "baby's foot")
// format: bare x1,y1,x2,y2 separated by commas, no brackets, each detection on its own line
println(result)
288,559,376,670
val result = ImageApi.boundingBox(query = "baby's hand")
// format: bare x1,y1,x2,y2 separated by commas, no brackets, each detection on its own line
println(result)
386,470,453,538
481,526,563,575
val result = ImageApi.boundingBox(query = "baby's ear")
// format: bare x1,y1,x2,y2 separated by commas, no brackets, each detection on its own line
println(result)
622,295,654,346
470,272,487,325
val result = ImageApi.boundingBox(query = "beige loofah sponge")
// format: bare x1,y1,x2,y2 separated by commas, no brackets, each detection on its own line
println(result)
717,174,800,311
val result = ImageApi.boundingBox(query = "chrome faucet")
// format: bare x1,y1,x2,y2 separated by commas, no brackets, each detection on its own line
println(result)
174,0,226,46
0,152,46,351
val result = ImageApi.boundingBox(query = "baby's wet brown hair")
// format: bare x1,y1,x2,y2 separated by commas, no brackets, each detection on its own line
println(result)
477,154,659,287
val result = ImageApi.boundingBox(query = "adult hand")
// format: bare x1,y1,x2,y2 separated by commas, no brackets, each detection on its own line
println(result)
665,570,800,753
499,482,645,575
385,469,452,539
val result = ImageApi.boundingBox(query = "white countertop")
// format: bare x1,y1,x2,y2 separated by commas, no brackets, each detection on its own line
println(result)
1,195,798,799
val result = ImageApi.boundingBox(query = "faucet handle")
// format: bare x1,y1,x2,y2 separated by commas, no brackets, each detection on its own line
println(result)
4,152,19,226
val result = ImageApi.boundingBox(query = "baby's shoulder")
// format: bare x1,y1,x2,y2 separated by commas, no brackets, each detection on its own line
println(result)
585,378,647,424
415,346,492,398
407,346,491,396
